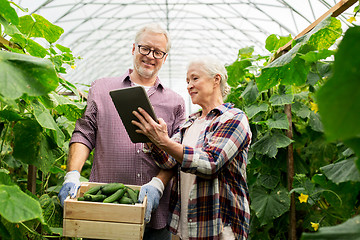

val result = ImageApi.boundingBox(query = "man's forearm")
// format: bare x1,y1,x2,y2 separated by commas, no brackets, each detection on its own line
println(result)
67,142,91,172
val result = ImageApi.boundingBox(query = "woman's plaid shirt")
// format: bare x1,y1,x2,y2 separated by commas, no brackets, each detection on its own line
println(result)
152,103,252,240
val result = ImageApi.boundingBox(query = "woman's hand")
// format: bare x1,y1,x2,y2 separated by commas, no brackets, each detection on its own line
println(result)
132,107,169,148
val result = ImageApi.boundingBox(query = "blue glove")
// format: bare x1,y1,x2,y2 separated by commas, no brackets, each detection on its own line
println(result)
58,170,81,206
138,177,164,223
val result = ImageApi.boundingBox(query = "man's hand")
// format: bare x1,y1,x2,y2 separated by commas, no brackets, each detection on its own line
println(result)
58,170,81,206
138,177,165,223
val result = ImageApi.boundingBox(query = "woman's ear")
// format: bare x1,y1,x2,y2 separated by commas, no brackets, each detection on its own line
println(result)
214,74,221,86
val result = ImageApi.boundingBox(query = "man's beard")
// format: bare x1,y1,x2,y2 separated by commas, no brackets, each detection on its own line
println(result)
134,58,159,79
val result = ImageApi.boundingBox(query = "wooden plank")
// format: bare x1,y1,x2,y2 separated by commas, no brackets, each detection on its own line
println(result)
64,198,145,223
275,0,357,58
63,219,144,240
64,182,146,224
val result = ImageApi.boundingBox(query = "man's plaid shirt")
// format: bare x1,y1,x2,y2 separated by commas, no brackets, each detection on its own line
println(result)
152,103,251,240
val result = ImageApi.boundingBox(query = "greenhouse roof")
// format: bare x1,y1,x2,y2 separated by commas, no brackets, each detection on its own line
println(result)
14,0,357,113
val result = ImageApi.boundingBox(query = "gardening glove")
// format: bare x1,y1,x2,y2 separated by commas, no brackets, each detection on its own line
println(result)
138,177,164,223
58,170,81,206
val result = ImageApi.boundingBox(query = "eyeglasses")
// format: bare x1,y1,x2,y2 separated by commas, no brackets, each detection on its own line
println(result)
136,44,167,59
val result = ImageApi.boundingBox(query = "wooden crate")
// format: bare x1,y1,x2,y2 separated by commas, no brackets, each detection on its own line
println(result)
63,182,147,240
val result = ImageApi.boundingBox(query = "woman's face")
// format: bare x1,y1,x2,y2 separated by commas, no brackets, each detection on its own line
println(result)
186,63,217,107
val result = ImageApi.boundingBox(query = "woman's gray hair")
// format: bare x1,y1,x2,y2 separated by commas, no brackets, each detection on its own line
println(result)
135,23,171,52
187,56,231,98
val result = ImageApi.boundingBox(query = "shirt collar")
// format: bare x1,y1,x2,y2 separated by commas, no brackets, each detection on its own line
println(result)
188,102,234,120
123,69,164,90
182,102,234,129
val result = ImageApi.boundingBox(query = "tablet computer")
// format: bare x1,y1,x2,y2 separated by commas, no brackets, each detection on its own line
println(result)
109,86,157,143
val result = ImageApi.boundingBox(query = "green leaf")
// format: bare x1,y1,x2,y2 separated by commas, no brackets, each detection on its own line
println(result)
256,55,310,91
300,49,335,63
265,34,292,52
305,17,342,51
49,93,86,121
292,102,311,119
0,15,20,36
32,101,65,147
17,14,64,43
244,103,268,119
17,15,33,35
0,109,24,121
259,174,280,190
238,46,254,58
13,119,42,165
317,26,360,142
308,112,324,132
301,215,360,240
269,94,294,106
256,17,341,92
251,132,293,158
13,118,59,174
55,44,71,53
0,0,19,25
0,185,44,223
250,185,290,226
10,34,48,58
321,158,360,184
0,172,13,185
58,77,81,99
343,138,360,171
226,59,252,87
267,113,289,130
0,51,59,99
31,14,64,43
40,195,63,228
240,80,259,103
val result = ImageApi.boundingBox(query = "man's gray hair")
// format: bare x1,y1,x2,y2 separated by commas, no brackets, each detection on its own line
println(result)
135,23,171,52
187,56,230,98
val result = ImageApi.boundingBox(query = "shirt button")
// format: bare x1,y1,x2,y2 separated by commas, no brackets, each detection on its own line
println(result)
137,149,140,153
189,219,192,222
137,173,141,178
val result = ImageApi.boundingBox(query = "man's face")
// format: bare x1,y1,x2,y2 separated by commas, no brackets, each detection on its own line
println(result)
132,31,168,79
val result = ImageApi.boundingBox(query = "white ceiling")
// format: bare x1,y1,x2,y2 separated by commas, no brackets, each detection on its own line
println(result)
14,0,356,114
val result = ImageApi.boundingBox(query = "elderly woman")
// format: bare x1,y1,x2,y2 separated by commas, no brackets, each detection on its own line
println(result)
133,56,251,240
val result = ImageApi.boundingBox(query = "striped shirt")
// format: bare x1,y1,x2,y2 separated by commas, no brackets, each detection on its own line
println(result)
70,69,186,229
152,103,251,239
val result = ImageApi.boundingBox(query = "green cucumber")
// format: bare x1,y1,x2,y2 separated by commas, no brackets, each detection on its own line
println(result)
103,188,126,203
83,194,107,202
126,187,139,203
84,185,102,195
90,194,107,202
77,197,85,201
101,183,125,195
119,196,134,205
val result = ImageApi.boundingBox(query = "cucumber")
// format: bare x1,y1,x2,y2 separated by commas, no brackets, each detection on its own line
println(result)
126,187,139,203
101,183,125,195
77,197,85,201
83,194,107,202
84,194,92,201
84,185,102,195
103,189,126,203
119,196,134,205
90,194,107,202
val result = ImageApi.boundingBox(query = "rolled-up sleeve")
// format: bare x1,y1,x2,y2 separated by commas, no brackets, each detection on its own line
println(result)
181,112,251,179
70,82,98,150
